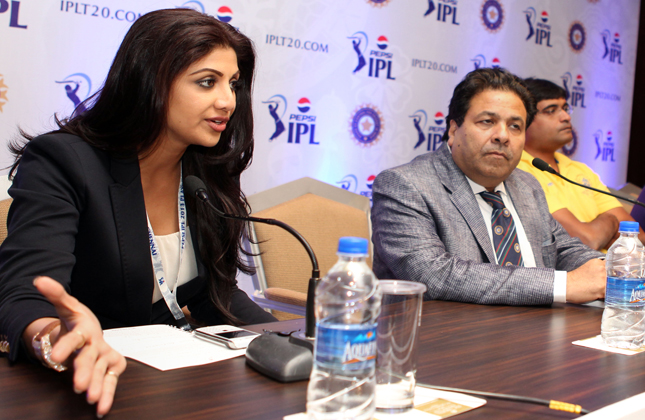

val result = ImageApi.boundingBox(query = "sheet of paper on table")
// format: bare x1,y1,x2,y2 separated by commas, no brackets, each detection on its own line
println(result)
572,335,645,356
103,324,246,371
284,386,486,419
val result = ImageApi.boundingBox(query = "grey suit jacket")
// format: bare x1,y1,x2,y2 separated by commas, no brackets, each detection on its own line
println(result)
371,143,603,305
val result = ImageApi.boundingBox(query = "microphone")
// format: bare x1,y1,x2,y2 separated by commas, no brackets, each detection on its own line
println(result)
185,175,320,382
531,158,645,209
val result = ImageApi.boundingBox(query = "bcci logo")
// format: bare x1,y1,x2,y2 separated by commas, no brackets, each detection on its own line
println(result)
569,21,586,53
471,54,500,70
365,0,390,7
56,73,92,115
0,74,7,112
480,0,504,33
561,127,578,157
349,104,384,147
410,110,445,151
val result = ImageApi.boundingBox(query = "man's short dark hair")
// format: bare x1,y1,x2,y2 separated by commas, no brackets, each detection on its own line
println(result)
523,77,568,104
442,68,536,141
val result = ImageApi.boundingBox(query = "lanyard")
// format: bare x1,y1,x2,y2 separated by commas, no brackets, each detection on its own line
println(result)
147,169,191,330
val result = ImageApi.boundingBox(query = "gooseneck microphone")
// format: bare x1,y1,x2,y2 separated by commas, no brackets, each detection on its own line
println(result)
531,158,645,209
185,175,319,382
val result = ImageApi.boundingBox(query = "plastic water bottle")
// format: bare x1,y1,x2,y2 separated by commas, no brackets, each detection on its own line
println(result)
601,221,645,349
306,237,382,420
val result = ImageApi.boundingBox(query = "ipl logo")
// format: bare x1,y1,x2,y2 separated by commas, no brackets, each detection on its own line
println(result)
178,1,205,13
523,8,552,47
263,94,287,141
594,130,615,162
424,0,460,25
561,72,586,110
56,73,92,115
471,54,500,70
410,110,445,151
348,31,395,80
601,30,622,64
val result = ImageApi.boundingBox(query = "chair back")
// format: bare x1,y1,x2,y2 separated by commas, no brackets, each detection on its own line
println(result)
245,177,371,319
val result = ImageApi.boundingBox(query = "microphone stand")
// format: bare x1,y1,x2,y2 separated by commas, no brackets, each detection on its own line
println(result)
532,158,645,209
186,176,320,382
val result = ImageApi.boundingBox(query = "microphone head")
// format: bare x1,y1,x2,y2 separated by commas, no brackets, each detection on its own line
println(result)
532,158,557,174
184,175,208,197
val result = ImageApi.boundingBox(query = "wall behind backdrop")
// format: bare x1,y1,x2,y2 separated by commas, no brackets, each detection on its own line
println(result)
0,0,639,203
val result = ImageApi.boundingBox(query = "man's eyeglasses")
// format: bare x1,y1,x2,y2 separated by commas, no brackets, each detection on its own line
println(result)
538,103,573,116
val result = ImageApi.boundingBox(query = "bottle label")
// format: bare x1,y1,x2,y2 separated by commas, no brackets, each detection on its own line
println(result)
606,277,645,306
315,324,377,371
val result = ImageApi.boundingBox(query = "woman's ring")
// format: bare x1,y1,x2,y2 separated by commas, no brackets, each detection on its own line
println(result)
107,370,119,379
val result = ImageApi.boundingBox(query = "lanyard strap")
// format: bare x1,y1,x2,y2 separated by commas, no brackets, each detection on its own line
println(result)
147,169,191,330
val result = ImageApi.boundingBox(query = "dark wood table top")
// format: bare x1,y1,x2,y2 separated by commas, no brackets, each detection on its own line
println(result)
1,302,643,419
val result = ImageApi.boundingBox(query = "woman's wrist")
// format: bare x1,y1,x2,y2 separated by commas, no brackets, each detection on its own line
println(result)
32,320,67,371
22,317,61,363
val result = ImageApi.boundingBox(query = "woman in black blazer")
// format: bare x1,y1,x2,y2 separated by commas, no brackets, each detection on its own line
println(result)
0,9,275,416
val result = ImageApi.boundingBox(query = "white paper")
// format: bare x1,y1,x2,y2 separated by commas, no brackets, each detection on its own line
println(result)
572,335,645,356
103,325,246,371
284,386,486,420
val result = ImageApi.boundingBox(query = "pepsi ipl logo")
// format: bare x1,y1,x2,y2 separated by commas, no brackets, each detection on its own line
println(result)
348,32,395,80
0,0,26,28
594,130,615,162
601,30,622,64
561,72,586,110
409,109,445,151
524,8,552,47
424,0,460,25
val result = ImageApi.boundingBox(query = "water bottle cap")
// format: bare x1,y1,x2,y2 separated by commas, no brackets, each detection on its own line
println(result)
619,221,640,233
337,237,369,254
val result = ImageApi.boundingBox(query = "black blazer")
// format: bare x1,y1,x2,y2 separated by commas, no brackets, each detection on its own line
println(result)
0,133,274,361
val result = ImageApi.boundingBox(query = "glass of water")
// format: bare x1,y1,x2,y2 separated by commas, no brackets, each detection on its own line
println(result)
375,280,426,413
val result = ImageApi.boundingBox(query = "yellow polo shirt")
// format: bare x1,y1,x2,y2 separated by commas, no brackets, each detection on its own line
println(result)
517,150,622,222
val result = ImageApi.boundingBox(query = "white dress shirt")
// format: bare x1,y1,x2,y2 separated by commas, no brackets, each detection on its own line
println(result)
465,177,567,303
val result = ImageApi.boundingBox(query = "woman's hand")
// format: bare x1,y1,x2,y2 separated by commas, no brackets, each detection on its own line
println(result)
30,276,127,417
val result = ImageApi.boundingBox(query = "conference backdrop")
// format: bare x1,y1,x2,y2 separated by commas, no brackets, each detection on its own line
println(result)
0,0,639,203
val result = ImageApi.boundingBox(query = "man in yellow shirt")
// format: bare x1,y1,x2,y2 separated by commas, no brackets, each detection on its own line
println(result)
517,78,644,250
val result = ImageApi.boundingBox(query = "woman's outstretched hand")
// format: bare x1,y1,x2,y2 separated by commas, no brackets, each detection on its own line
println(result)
31,276,127,418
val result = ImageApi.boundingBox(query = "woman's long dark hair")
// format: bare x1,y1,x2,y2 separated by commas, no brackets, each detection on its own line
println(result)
10,9,257,325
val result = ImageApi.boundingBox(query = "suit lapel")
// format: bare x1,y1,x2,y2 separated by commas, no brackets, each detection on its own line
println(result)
433,144,496,262
109,157,154,325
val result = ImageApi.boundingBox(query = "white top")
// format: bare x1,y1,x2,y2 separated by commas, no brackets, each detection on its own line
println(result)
151,226,198,303
466,177,567,303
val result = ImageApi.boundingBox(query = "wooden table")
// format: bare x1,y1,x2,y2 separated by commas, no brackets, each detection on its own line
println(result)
1,301,643,419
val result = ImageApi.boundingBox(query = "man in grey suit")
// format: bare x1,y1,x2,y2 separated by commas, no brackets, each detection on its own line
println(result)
372,68,606,305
